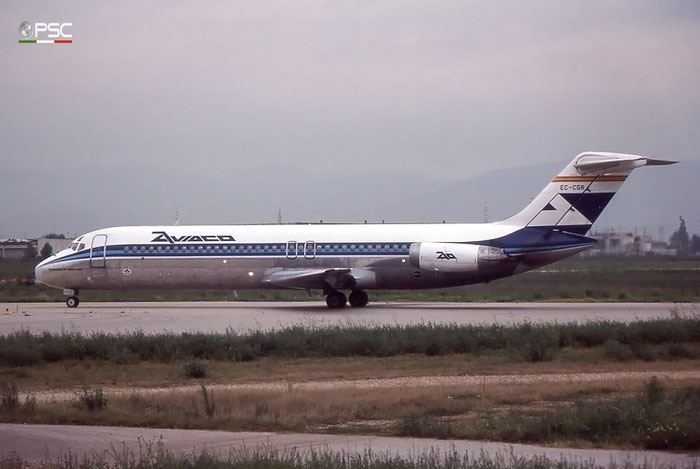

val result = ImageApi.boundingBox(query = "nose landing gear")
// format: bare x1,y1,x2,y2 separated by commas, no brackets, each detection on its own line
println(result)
66,296,80,308
63,289,80,308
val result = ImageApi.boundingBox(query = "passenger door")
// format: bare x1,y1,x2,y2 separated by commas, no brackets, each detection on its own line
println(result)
90,234,107,268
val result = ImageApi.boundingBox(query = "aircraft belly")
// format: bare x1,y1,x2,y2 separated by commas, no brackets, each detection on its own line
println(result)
108,256,519,291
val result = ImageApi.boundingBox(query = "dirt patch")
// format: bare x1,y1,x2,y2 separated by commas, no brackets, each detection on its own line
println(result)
32,369,700,403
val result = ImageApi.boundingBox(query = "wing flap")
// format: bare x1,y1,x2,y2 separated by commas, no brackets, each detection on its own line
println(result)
262,268,352,290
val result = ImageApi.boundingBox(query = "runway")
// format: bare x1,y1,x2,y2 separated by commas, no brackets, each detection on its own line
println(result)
0,301,696,334
1,424,697,467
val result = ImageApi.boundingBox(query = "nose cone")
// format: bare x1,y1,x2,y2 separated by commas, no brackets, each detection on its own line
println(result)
35,258,48,285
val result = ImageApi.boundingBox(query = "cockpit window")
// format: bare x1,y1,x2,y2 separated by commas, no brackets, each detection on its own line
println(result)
70,236,84,251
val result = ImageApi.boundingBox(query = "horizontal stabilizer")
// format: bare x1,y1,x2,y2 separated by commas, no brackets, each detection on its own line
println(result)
574,152,677,175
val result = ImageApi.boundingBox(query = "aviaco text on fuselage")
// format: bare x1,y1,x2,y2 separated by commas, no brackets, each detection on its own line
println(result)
35,152,676,309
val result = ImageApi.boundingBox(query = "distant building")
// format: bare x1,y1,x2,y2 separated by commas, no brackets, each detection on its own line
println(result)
0,239,38,260
37,236,72,255
584,231,676,256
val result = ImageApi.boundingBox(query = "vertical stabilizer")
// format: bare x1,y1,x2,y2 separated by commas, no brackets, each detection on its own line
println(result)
498,152,676,234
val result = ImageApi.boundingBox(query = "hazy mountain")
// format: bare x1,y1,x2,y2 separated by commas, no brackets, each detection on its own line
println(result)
378,159,699,237
1,159,697,239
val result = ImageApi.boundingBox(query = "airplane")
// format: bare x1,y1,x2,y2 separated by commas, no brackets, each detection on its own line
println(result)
35,152,675,309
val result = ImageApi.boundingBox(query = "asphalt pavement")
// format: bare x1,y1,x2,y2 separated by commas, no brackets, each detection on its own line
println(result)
1,301,696,334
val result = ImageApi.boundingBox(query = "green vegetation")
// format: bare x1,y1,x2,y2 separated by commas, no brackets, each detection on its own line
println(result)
470,378,700,450
1,375,699,451
1,317,698,450
184,361,209,379
0,382,19,411
1,256,699,302
1,445,672,469
74,387,108,412
2,316,699,367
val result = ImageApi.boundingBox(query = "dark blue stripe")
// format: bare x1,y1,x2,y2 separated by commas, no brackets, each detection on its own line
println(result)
42,242,412,266
485,226,597,252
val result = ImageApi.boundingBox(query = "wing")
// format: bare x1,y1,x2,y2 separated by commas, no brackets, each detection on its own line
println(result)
261,268,354,290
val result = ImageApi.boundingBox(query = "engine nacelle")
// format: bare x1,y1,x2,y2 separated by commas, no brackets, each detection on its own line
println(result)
409,242,507,272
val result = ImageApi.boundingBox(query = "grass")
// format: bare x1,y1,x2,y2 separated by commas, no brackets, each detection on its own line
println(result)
3,349,700,394
2,374,699,450
74,387,108,411
2,316,700,368
2,444,677,469
467,378,700,450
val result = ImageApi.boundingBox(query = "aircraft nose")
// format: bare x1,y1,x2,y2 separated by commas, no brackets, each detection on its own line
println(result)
35,260,46,285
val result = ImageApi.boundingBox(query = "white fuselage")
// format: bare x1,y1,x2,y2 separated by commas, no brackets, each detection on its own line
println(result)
34,221,589,293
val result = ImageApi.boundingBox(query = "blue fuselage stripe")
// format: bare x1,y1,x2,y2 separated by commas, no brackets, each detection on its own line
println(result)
42,243,412,266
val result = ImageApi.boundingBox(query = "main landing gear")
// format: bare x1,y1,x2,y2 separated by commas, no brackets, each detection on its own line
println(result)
325,290,369,309
63,289,80,308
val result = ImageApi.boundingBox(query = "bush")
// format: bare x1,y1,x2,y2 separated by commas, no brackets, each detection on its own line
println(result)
201,384,215,418
630,341,655,361
395,415,453,439
0,346,42,367
644,376,664,407
184,361,208,379
0,382,19,411
604,339,632,361
75,387,107,411
666,343,696,359
515,324,556,362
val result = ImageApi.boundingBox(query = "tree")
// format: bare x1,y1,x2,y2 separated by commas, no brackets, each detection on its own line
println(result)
669,216,690,256
24,244,38,260
40,242,54,259
692,234,700,255
43,233,66,239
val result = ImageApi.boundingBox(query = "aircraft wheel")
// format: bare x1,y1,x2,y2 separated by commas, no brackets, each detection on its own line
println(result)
349,290,369,308
66,296,80,308
325,291,347,309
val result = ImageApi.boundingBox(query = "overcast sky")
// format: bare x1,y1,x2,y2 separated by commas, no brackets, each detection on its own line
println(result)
1,1,699,238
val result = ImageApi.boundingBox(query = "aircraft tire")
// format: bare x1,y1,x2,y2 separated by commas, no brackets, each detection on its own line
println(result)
325,291,347,309
66,296,80,308
349,290,369,308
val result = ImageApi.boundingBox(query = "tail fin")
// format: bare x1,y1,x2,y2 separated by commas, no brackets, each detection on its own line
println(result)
499,152,676,234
